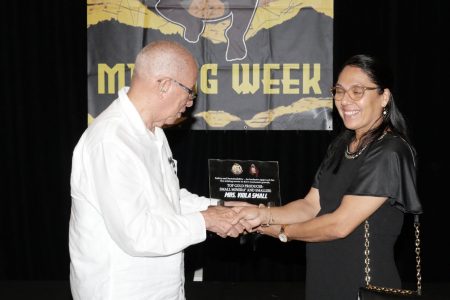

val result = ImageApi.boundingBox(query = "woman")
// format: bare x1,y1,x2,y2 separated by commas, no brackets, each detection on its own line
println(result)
232,54,422,299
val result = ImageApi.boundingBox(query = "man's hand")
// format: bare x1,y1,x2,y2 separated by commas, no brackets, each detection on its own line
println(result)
201,206,245,238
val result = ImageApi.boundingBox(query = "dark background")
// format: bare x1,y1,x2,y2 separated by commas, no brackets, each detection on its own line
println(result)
2,0,448,289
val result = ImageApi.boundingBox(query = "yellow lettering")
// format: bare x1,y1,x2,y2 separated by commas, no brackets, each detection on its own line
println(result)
95,62,323,96
303,63,321,94
98,63,126,94
262,64,280,94
200,64,218,94
282,64,300,94
232,64,260,94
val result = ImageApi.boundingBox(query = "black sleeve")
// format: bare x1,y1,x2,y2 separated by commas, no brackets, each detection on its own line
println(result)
346,137,422,214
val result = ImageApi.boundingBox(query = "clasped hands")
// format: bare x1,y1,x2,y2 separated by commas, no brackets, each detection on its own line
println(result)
201,201,280,238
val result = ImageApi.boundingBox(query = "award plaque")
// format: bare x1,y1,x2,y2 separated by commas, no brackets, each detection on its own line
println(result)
208,159,281,206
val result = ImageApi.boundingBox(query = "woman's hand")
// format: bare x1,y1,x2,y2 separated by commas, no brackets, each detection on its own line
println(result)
231,206,268,231
255,224,281,238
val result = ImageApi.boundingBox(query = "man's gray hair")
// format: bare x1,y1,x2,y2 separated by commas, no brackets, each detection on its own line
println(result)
133,40,197,80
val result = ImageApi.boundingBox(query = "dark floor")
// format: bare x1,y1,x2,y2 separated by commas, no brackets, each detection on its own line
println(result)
0,281,448,299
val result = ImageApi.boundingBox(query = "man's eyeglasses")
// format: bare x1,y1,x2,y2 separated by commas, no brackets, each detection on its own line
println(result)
159,79,196,100
330,85,379,101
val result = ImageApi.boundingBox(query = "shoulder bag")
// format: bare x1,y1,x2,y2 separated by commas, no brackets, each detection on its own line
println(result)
358,215,422,299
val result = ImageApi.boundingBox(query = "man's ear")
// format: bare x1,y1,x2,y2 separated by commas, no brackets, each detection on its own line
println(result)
158,79,171,95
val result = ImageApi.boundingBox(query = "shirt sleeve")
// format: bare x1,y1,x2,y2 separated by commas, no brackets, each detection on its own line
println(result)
346,137,422,214
179,188,216,214
87,141,207,257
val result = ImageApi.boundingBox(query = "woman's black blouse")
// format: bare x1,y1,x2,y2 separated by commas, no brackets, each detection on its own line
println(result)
306,133,422,300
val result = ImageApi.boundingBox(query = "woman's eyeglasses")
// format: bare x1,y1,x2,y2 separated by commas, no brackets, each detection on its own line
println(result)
330,85,379,101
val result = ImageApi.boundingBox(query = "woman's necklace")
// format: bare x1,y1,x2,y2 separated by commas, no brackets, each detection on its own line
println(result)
345,132,387,160
345,143,368,159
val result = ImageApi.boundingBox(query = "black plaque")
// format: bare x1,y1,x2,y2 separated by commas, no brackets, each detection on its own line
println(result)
208,159,281,206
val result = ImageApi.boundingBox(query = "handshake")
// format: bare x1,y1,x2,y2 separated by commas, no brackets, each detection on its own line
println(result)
200,201,270,238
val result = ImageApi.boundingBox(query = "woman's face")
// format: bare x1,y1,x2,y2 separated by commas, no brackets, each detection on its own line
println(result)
334,66,389,138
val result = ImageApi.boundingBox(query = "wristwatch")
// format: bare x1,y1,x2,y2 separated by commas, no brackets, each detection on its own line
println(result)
278,225,288,242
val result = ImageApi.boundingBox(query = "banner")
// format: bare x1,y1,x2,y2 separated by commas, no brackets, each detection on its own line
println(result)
87,0,334,130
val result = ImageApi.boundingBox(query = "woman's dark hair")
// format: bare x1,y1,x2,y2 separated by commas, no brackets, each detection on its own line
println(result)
344,54,409,144
328,54,412,172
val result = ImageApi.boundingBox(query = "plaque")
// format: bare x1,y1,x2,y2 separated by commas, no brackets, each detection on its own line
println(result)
208,159,281,206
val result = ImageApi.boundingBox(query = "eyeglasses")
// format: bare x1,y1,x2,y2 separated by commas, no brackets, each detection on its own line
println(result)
330,85,379,101
158,78,196,100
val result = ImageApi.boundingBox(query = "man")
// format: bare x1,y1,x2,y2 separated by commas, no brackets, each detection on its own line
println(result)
69,40,245,300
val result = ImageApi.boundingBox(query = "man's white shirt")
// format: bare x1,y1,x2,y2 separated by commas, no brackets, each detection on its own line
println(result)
69,87,212,300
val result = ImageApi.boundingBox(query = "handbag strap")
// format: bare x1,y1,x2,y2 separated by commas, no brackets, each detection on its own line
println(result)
363,215,422,295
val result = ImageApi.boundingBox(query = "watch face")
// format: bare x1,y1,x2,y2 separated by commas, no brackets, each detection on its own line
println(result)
279,233,288,243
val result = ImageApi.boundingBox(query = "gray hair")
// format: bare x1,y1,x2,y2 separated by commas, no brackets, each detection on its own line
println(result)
133,40,197,80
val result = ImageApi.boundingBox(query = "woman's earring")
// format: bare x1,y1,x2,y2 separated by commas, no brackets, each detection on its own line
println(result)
160,88,166,93
382,107,387,116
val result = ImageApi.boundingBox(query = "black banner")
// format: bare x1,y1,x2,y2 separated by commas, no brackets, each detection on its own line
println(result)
87,0,334,130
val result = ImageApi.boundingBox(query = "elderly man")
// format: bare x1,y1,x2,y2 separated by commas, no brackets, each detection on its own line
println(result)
69,40,245,300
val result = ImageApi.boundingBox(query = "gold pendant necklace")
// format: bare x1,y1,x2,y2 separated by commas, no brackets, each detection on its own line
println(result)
345,132,387,160
345,143,368,159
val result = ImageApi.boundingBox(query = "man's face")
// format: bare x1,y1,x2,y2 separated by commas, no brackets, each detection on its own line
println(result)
163,78,196,125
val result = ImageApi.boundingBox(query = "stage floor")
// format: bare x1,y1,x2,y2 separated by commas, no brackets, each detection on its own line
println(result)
0,281,448,299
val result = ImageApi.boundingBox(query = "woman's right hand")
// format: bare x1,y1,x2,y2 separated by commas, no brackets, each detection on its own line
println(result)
231,206,267,231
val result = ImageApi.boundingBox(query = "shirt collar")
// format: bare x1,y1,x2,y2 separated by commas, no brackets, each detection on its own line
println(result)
117,87,163,141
